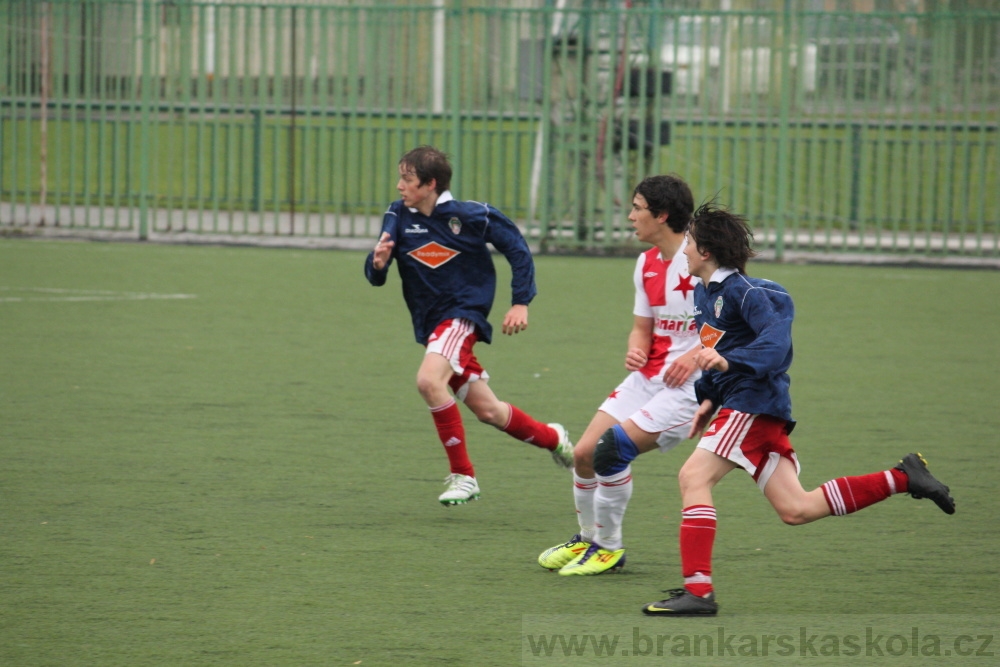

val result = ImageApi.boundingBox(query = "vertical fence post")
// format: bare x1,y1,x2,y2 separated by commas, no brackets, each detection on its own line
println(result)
773,0,794,261
289,5,296,235
447,5,463,178
253,108,263,212
849,122,861,230
138,0,155,240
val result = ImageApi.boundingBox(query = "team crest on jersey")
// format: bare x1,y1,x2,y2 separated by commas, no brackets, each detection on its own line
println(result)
714,296,724,318
408,242,460,269
448,217,462,235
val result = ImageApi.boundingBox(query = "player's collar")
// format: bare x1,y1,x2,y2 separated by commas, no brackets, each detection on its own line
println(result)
708,267,739,284
407,190,454,213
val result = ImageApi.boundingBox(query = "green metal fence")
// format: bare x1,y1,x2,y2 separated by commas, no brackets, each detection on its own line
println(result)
2,1,998,260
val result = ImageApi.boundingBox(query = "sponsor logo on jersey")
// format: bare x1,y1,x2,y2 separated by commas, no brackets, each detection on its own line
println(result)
714,296,724,318
699,322,726,349
448,217,462,235
656,314,698,333
408,242,460,268
404,223,429,234
644,271,659,278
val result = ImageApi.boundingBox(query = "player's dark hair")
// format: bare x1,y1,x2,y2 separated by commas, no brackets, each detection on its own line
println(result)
399,145,452,194
689,201,757,273
633,174,694,233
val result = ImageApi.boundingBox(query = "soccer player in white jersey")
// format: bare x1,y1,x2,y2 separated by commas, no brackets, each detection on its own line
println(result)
538,174,702,575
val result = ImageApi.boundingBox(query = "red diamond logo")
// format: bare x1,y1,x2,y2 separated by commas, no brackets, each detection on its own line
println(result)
408,242,460,269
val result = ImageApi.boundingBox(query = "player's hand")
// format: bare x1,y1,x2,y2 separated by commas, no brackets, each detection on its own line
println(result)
663,348,698,388
694,347,729,373
624,347,648,372
371,232,394,270
501,304,529,335
688,399,716,439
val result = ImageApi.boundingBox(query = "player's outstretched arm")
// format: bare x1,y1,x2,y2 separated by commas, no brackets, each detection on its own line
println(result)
501,304,529,335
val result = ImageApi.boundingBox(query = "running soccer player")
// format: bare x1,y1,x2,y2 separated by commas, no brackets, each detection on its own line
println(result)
641,202,955,617
364,145,573,506
538,174,701,576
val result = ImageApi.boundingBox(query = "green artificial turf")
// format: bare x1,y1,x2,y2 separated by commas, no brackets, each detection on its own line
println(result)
1,239,997,665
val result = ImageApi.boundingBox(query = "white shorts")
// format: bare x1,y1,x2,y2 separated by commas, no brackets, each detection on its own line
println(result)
598,371,698,452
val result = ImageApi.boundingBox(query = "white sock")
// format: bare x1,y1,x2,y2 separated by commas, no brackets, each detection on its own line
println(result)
572,472,598,542
594,466,633,551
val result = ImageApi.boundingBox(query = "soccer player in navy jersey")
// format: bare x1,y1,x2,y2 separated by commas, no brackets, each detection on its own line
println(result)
642,203,955,617
364,145,573,506
537,175,702,576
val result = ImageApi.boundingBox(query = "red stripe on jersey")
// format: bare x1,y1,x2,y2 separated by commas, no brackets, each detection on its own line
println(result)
641,335,671,379
641,249,669,307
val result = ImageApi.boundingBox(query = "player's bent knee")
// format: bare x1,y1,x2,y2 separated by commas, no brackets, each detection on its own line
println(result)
593,427,637,476
472,405,503,426
415,374,443,401
777,510,810,526
573,445,594,471
771,502,812,525
678,461,712,497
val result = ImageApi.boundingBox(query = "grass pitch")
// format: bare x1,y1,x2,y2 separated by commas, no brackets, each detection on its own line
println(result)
1,239,997,665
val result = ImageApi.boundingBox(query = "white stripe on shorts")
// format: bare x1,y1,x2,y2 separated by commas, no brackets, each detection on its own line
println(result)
427,319,475,375
716,411,755,460
442,319,472,360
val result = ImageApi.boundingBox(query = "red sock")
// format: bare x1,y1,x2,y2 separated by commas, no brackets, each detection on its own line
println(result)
680,505,716,597
821,469,907,516
430,400,474,477
502,403,557,450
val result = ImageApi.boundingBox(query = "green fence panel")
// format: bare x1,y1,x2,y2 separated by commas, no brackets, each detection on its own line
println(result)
1,1,997,260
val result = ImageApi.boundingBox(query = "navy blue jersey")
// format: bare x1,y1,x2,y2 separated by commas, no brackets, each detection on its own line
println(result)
364,192,537,345
693,269,796,428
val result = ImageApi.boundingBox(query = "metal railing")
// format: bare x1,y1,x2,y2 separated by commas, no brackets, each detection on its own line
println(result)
1,1,997,260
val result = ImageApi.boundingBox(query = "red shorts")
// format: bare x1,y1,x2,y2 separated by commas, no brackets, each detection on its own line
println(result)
426,319,489,400
696,409,800,490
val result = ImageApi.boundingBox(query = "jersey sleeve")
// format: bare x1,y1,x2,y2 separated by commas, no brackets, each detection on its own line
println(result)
483,205,537,306
632,254,653,317
363,208,398,286
694,370,723,408
725,285,794,377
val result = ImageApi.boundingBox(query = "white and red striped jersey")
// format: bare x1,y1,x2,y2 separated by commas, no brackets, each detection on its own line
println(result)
631,241,700,382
